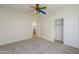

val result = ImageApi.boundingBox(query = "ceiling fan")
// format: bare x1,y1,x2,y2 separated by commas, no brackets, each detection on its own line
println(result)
30,4,47,15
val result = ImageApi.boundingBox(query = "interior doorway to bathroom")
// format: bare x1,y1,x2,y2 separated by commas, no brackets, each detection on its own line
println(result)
54,18,64,43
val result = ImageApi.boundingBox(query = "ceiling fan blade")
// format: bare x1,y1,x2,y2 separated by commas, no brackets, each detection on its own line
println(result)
40,7,47,9
35,11,40,16
40,12,45,16
39,10,46,14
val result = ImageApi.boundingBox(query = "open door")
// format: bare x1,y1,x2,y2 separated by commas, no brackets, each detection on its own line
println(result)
54,18,63,43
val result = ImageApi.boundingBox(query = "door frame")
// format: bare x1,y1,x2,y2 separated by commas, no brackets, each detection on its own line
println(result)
54,18,64,43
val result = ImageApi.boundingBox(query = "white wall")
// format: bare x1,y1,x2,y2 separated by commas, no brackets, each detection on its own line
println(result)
0,8,36,45
36,16,42,37
39,15,54,42
39,6,79,49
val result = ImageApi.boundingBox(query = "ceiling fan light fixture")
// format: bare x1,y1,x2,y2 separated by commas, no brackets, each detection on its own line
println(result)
30,4,47,16
34,10,36,13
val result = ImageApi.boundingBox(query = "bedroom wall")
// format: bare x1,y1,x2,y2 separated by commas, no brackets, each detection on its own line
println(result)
0,8,36,45
39,6,79,49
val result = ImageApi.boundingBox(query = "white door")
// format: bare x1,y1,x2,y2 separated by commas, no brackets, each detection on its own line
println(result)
54,18,63,42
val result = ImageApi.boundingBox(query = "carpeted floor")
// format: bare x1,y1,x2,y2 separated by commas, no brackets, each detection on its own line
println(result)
0,37,79,54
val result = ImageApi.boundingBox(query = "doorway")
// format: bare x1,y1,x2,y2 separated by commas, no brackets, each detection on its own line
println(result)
32,22,37,38
54,18,63,43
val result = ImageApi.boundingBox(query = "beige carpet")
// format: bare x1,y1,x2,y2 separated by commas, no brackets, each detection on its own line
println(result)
0,37,79,54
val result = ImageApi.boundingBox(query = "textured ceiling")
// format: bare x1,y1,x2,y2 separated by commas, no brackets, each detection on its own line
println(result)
0,4,78,14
